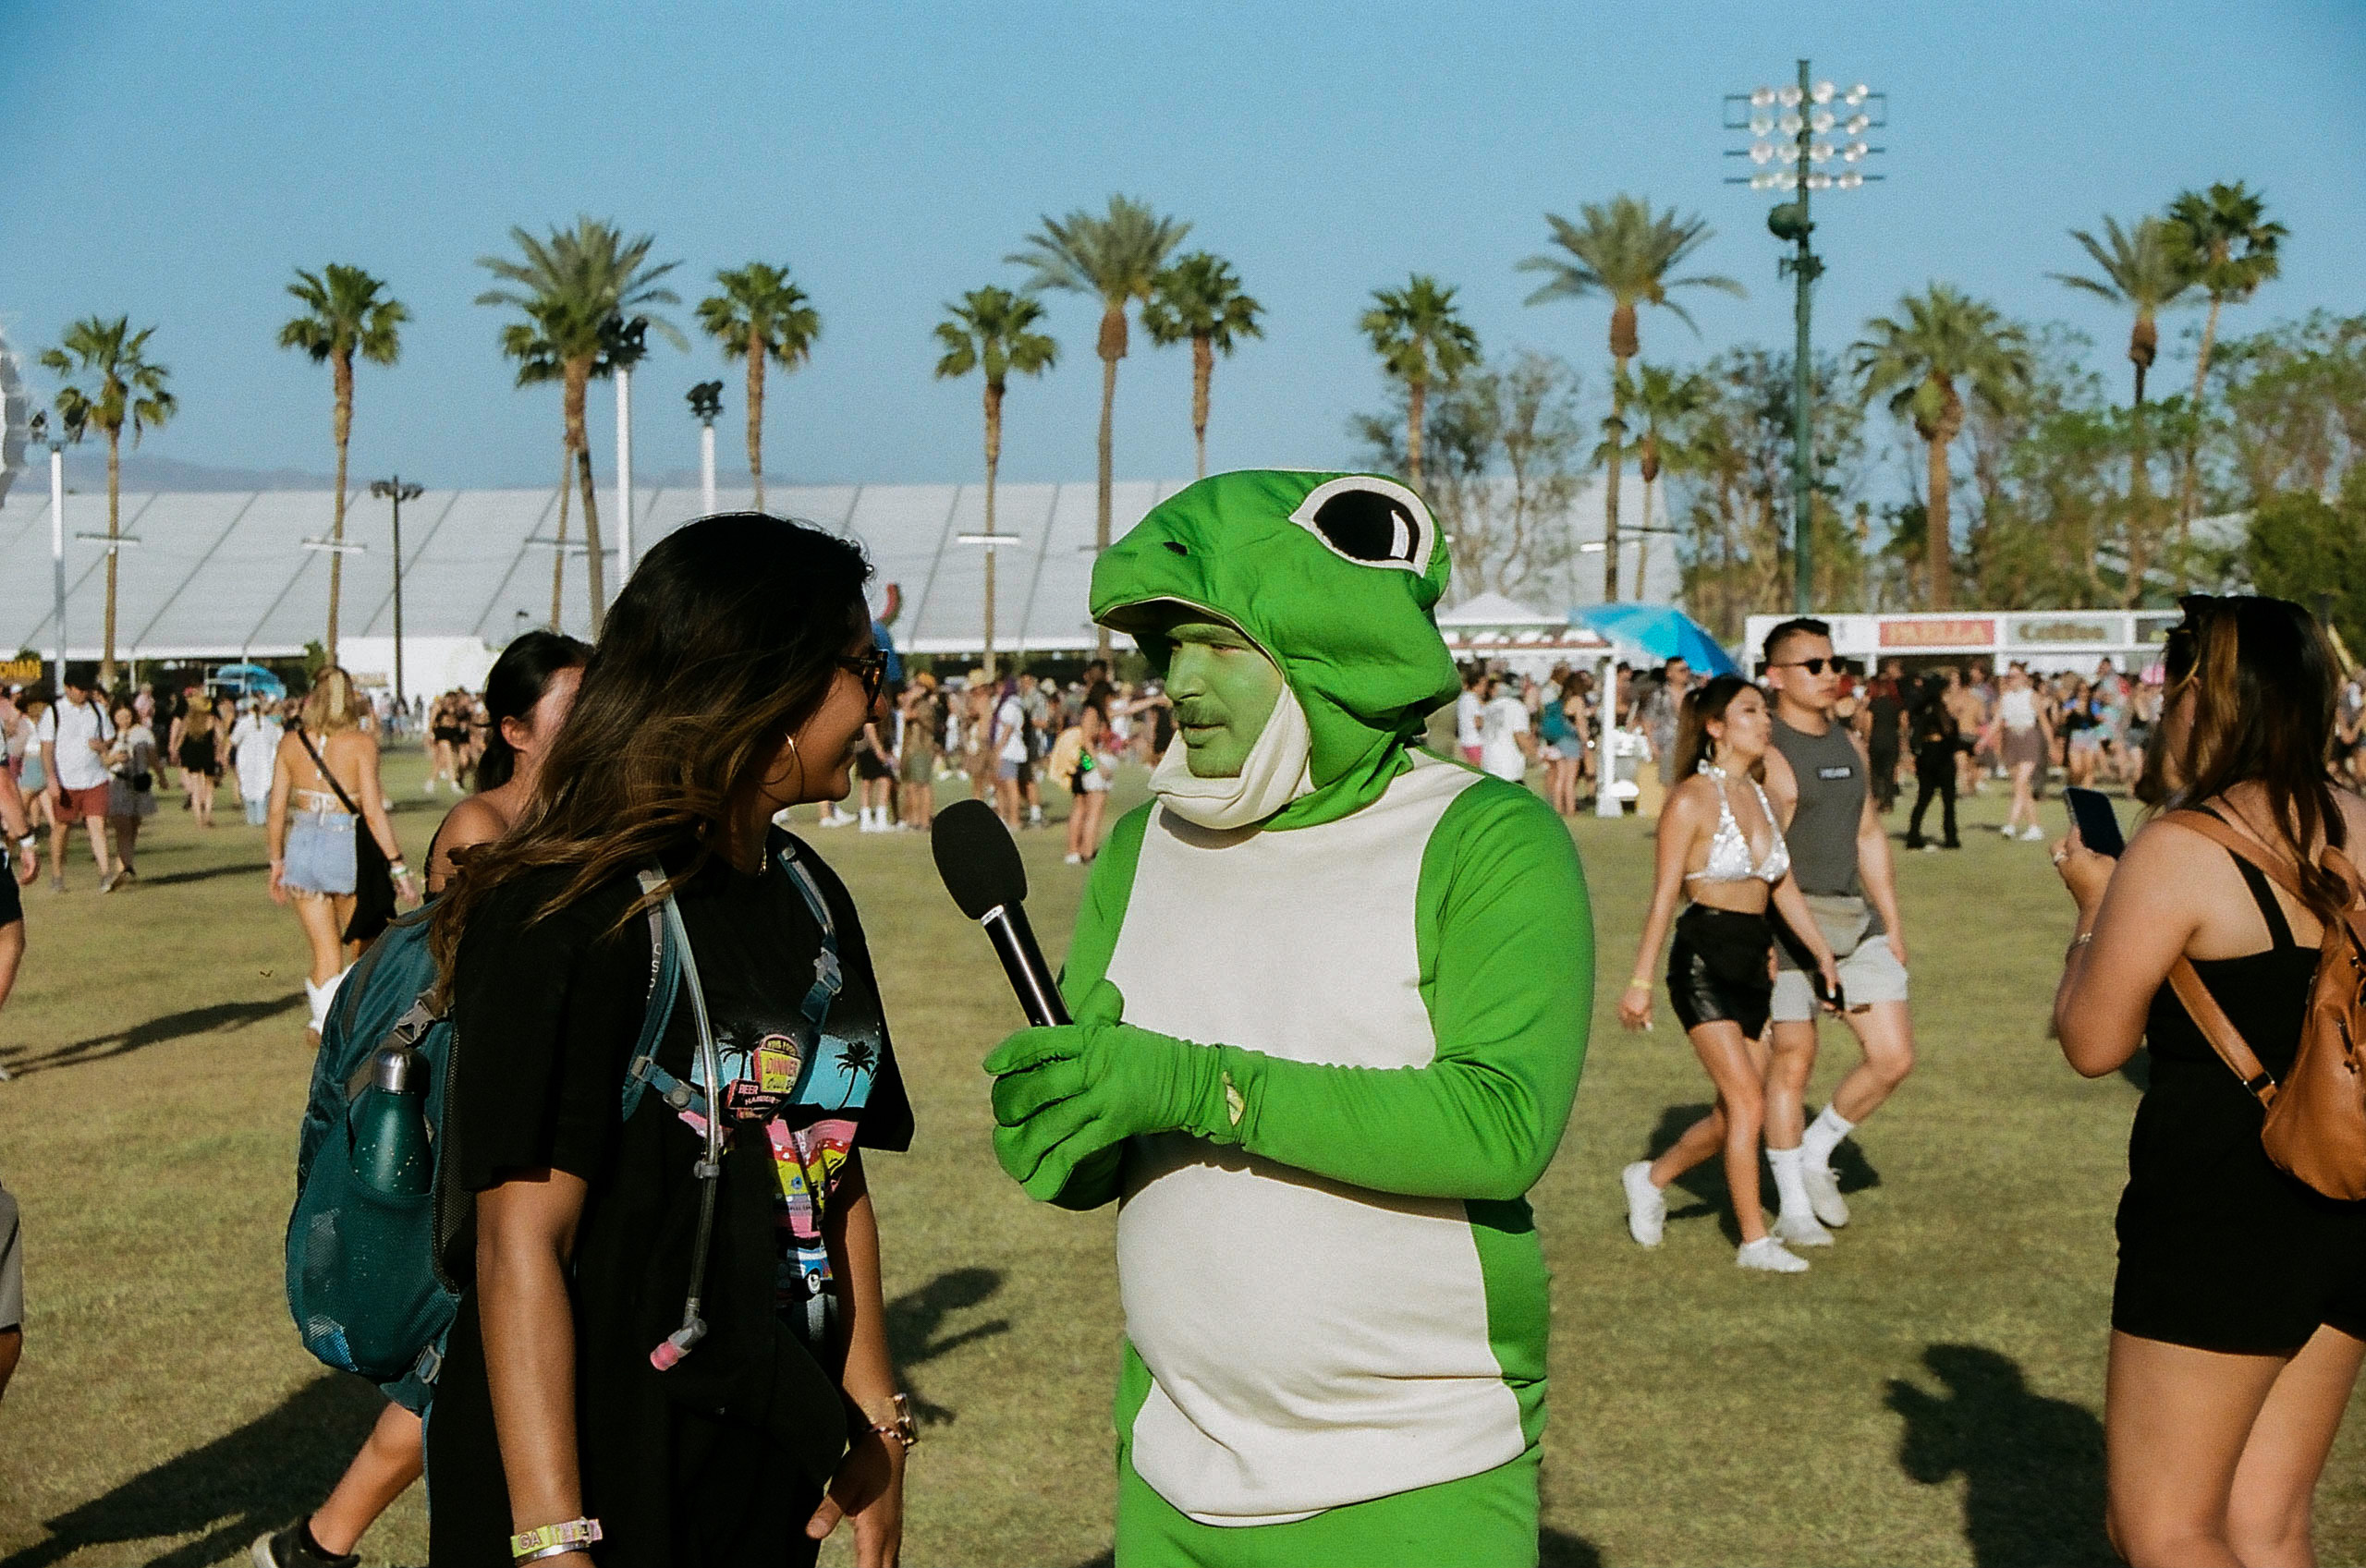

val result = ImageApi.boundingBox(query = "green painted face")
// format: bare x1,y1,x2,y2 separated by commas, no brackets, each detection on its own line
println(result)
1142,613,1284,778
1092,469,1460,828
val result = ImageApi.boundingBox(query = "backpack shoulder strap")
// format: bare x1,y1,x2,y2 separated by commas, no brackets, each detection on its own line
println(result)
620,868,689,1122
776,841,843,1029
2166,956,2280,1108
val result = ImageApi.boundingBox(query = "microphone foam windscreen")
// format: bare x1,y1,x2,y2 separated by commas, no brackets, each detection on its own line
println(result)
932,798,1030,919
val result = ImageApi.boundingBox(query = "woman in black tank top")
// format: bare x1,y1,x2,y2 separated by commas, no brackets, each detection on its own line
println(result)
2048,596,2365,1568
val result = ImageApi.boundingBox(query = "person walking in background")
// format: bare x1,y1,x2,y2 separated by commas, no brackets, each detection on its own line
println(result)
1477,674,1535,784
1538,672,1583,816
1906,675,1966,853
426,693,469,797
267,669,417,1046
231,699,282,827
990,675,1030,829
1052,698,1117,866
2050,596,2365,1568
253,632,590,1568
1991,662,2053,842
422,515,914,1567
1618,675,1840,1273
1861,658,1907,813
0,760,39,1082
1640,655,1693,794
1455,664,1485,765
101,703,159,890
1759,618,1918,1250
173,686,221,829
896,673,941,833
35,664,116,895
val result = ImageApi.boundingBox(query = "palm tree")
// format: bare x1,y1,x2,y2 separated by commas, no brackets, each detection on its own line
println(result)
2164,182,2286,532
1141,252,1263,479
278,264,407,663
477,217,683,633
42,318,176,686
1624,363,1709,598
696,262,820,512
935,287,1057,683
1008,195,1189,655
1518,194,1744,602
2050,216,2193,597
1851,285,2031,609
1359,275,1481,492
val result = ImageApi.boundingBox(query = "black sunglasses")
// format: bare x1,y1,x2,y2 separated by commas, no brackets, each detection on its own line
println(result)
836,649,889,705
1772,657,1834,675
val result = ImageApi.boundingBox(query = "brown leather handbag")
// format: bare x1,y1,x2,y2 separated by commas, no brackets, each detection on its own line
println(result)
2163,809,2366,1201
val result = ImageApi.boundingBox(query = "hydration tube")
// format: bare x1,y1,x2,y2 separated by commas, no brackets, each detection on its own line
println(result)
650,890,725,1371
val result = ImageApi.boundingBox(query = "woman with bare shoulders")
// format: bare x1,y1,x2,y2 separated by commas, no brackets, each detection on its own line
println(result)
267,668,418,1044
2052,595,2366,1567
427,635,588,894
1616,675,1840,1274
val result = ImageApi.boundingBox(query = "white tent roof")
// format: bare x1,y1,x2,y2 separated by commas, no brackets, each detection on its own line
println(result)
0,479,1200,662
1436,590,1567,629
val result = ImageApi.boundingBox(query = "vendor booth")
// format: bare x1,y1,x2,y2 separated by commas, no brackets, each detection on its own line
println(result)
1740,609,2182,678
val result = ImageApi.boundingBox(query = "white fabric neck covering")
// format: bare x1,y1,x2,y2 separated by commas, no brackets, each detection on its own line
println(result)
1151,686,1315,830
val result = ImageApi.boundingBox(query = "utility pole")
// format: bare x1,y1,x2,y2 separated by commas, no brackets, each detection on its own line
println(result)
1726,65,1884,613
616,365,635,583
32,412,67,689
371,477,424,712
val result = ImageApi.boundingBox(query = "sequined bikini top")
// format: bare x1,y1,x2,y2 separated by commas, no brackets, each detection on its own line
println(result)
1686,762,1791,885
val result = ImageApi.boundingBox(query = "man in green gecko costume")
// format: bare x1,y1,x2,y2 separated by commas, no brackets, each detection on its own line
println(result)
985,469,1595,1567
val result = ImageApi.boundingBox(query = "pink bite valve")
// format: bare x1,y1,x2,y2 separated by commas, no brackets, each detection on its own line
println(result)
649,1319,706,1371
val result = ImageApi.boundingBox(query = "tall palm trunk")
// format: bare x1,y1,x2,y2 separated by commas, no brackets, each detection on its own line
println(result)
1094,303,1124,660
1922,382,1964,611
1405,377,1428,490
1601,354,1629,602
982,379,1004,683
746,340,768,512
550,440,572,630
1190,335,1213,480
564,362,606,636
2177,292,2226,553
326,350,354,663
1634,441,1657,602
103,426,121,687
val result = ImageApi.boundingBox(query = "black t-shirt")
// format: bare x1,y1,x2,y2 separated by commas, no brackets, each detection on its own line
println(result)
425,829,910,1567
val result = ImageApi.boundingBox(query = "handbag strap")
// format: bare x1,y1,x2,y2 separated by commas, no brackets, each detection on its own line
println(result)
2165,957,2280,1108
295,726,363,818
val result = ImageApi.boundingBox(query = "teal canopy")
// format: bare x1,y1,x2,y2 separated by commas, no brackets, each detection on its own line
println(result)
1571,603,1740,677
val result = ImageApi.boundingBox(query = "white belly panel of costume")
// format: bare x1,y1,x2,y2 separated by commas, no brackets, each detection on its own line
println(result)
1104,755,1527,1525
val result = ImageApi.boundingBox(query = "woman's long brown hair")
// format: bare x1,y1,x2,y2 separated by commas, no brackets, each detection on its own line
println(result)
428,513,871,997
2160,595,2349,919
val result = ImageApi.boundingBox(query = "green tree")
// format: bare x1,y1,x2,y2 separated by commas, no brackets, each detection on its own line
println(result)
1621,364,1710,600
42,318,176,685
1852,286,2031,608
2165,182,2286,532
933,286,1058,681
1518,194,1743,602
477,217,684,634
1142,252,1263,480
278,264,408,663
696,261,820,512
2245,469,2366,657
2050,215,2192,408
1359,273,1481,492
1008,196,1190,652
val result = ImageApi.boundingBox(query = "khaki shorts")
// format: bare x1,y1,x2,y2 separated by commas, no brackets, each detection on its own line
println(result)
1772,935,1909,1022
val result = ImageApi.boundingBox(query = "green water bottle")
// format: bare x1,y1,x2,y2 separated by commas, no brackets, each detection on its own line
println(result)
348,1045,434,1197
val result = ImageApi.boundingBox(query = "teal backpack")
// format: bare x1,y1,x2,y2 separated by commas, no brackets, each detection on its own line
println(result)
285,847,844,1410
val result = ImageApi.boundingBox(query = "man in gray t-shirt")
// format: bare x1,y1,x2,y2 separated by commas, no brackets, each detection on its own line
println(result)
1757,618,1917,1250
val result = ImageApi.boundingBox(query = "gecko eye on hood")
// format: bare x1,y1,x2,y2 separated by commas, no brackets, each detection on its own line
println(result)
1289,476,1435,573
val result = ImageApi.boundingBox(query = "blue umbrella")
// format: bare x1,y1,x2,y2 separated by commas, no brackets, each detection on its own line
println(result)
1572,603,1740,678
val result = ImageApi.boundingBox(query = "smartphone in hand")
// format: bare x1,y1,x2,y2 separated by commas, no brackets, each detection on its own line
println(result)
2065,786,2126,857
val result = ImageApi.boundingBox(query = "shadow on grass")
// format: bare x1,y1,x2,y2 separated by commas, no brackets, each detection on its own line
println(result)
1885,1343,2115,1568
0,993,304,1079
0,1373,383,1568
885,1266,1009,1428
138,859,270,888
1642,1103,1883,1244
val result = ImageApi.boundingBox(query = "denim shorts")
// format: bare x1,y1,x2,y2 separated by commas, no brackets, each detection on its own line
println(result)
285,810,358,896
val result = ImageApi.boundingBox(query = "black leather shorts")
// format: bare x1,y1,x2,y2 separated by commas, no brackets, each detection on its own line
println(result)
1666,904,1774,1039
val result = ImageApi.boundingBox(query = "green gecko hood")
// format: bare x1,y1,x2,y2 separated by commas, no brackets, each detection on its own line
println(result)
1092,468,1460,830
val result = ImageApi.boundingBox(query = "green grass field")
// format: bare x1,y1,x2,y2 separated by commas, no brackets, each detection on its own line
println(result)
1,749,2360,1567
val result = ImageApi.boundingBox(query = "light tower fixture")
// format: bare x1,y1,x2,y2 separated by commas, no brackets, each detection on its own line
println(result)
687,380,724,517
1725,63,1887,611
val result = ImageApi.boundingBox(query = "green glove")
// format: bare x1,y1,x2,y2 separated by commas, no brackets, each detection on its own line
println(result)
983,979,1247,1202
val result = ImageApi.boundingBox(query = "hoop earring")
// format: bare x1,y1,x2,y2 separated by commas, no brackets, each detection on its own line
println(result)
781,732,806,796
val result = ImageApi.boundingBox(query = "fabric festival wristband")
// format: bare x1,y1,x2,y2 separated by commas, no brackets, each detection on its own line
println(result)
511,1518,602,1560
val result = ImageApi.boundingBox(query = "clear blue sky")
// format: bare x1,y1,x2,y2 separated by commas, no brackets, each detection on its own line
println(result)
4,0,2361,492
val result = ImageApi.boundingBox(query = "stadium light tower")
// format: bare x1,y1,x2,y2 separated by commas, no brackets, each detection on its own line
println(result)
687,380,724,516
370,477,425,714
31,410,67,689
1725,64,1885,611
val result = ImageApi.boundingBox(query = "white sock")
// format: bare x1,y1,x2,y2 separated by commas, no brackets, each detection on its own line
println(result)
1802,1103,1857,1169
1766,1144,1812,1220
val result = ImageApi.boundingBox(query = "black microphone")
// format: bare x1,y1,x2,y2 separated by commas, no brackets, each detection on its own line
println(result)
931,799,1072,1027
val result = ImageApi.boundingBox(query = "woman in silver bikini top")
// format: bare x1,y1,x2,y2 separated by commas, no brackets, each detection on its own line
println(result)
1687,762,1791,886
